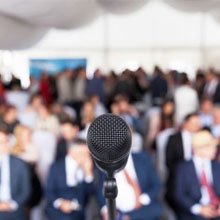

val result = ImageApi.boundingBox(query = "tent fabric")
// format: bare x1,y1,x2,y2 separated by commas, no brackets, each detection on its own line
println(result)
97,0,149,15
1,0,220,49
0,14,47,50
163,0,220,13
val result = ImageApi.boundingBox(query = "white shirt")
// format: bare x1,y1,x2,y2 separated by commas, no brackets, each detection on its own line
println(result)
182,130,192,160
191,157,213,214
115,156,150,213
131,132,143,153
205,79,218,96
0,154,17,210
65,156,84,187
174,85,199,124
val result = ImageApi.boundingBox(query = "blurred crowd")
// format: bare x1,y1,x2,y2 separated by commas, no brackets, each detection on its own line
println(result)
1,66,220,220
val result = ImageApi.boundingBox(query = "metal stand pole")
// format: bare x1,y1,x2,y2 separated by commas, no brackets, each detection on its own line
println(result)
103,177,118,220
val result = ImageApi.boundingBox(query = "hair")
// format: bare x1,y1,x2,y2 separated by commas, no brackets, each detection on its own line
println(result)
183,112,199,122
114,94,129,103
29,92,43,105
60,119,79,127
200,96,213,104
160,99,175,130
69,138,87,149
179,72,189,85
4,104,16,113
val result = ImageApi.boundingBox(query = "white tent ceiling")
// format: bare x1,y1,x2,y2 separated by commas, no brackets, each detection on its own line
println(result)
1,0,220,49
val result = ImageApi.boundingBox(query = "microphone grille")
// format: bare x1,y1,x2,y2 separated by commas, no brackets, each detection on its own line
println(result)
87,114,131,163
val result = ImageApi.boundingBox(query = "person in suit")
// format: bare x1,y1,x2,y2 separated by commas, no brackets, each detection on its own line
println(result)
173,130,220,220
0,126,30,220
174,73,199,124
166,112,201,175
165,112,201,209
46,138,95,220
55,119,79,161
99,152,162,220
203,69,220,104
150,65,168,106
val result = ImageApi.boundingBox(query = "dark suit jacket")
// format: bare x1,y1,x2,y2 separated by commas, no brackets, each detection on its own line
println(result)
166,131,184,174
165,131,185,208
55,138,68,161
0,156,30,220
174,160,220,220
213,83,220,104
46,159,95,220
97,152,162,220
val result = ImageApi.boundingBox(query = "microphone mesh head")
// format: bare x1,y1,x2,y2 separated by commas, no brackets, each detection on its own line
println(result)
87,114,131,163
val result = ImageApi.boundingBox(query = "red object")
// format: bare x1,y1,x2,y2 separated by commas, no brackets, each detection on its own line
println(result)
200,169,220,207
39,78,52,105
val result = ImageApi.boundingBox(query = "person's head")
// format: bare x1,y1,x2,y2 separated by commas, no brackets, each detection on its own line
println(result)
81,101,95,126
179,72,189,85
192,130,217,160
14,125,31,146
94,69,102,78
161,99,175,117
200,97,213,114
12,125,31,154
0,126,9,155
3,105,17,123
29,93,44,110
60,119,79,141
64,69,73,79
195,71,205,84
206,69,216,82
68,138,90,163
182,113,201,133
40,72,49,81
114,95,130,114
76,67,87,79
89,94,100,106
153,65,163,76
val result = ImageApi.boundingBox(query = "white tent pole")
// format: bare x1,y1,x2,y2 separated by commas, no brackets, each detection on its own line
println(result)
102,13,110,71
200,12,207,69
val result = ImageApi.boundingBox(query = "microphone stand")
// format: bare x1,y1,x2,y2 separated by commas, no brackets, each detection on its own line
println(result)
103,176,118,220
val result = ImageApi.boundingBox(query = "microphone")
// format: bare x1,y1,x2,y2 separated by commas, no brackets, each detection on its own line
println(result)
87,113,132,220
87,113,132,176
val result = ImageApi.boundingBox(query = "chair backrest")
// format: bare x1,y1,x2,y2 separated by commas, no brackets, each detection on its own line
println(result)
156,128,175,182
32,130,57,183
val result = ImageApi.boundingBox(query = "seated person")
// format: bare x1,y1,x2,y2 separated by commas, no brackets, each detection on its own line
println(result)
165,113,201,208
46,139,95,220
0,126,30,220
98,152,162,220
0,105,19,134
173,130,220,220
55,119,79,161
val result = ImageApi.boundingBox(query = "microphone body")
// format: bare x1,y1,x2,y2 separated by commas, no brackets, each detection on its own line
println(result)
87,113,132,176
87,114,132,220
